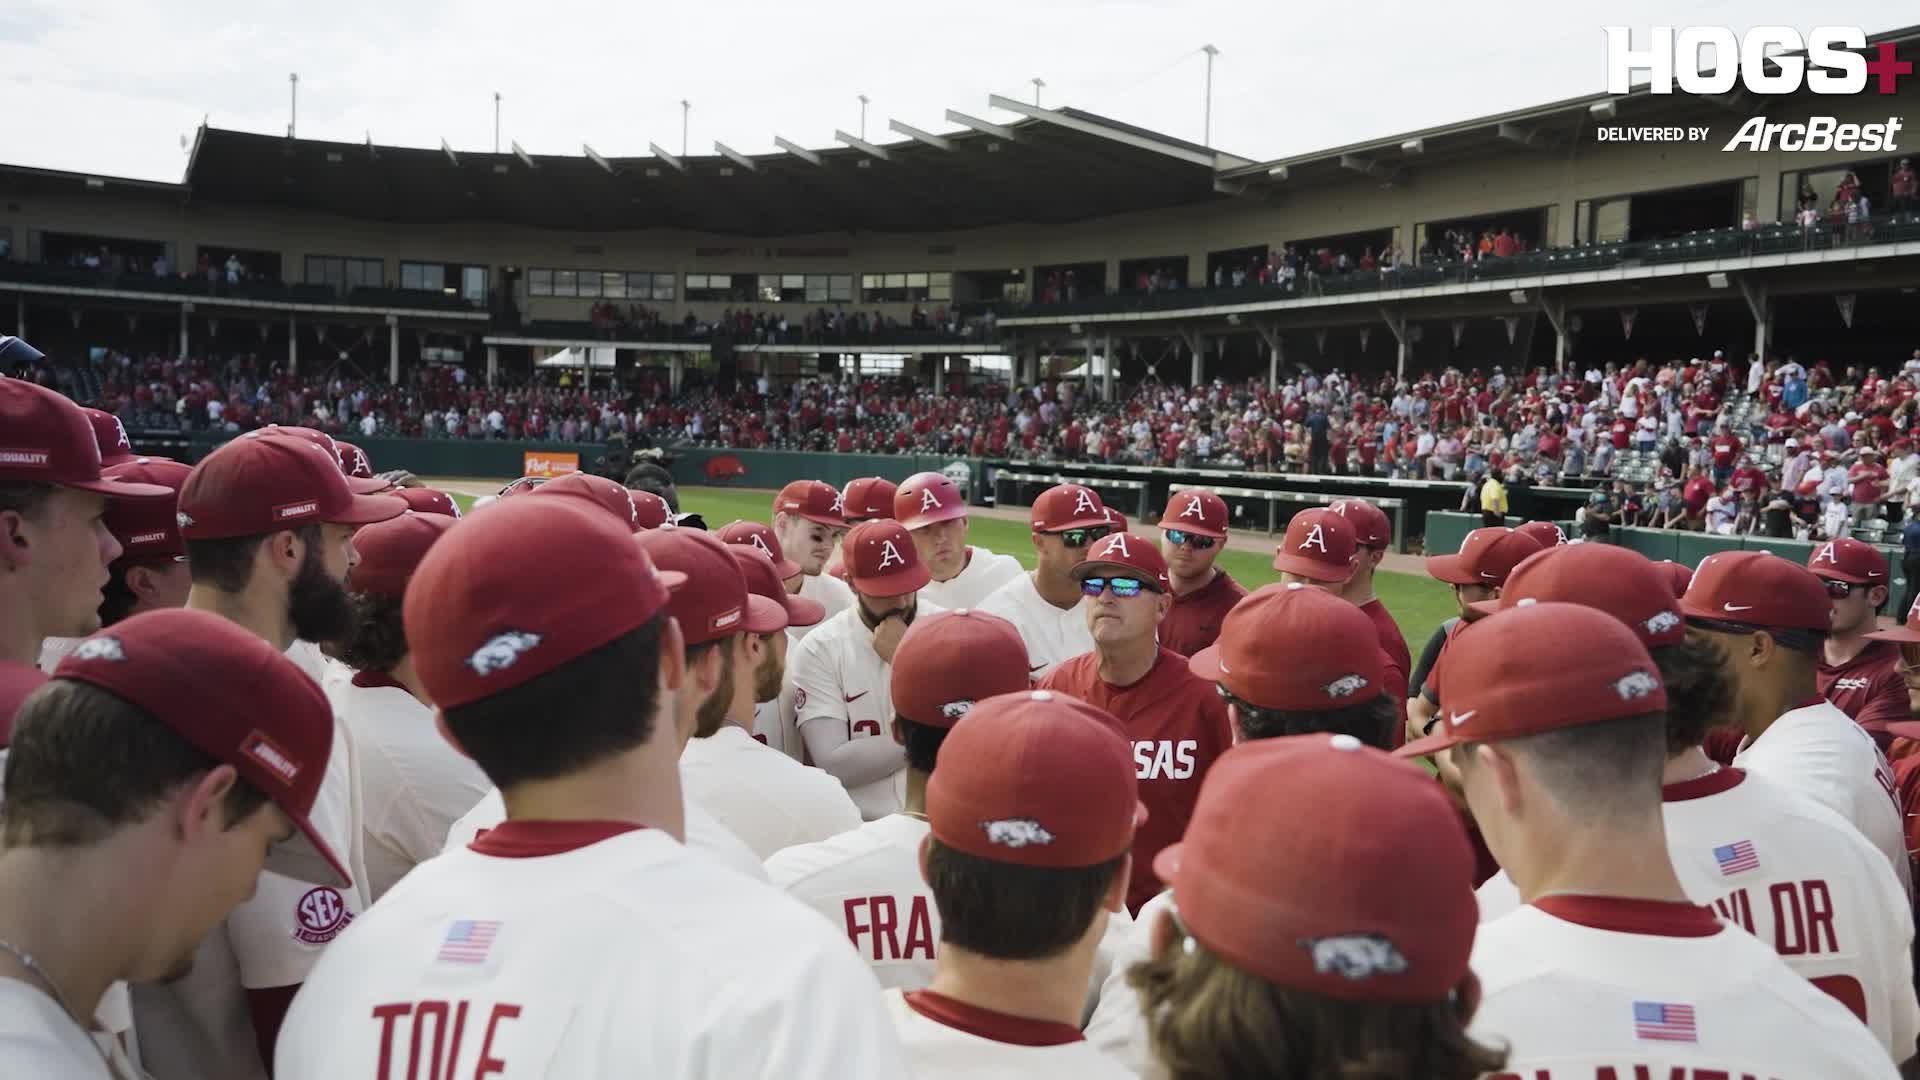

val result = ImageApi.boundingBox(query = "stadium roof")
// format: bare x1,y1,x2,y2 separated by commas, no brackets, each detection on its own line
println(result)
174,97,1251,236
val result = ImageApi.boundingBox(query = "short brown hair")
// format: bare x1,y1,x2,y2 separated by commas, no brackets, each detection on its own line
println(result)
1651,639,1733,754
339,590,408,674
3,680,269,847
923,836,1123,961
0,480,54,521
1223,688,1397,749
1127,922,1507,1080
187,524,321,593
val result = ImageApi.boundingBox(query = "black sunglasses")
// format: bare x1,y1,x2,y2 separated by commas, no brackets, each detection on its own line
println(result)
1824,579,1861,599
1052,525,1111,549
1164,529,1218,550
1081,576,1147,598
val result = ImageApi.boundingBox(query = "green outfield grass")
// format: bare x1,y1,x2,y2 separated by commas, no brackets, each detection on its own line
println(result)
446,484,1459,648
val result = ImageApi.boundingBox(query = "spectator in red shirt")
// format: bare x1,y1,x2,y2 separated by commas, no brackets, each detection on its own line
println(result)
1848,448,1891,527
1708,424,1743,485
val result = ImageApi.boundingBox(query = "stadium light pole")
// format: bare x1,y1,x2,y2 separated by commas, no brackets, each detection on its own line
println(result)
681,100,691,157
1031,78,1045,106
288,73,298,138
858,94,869,140
494,92,501,154
1201,45,1218,147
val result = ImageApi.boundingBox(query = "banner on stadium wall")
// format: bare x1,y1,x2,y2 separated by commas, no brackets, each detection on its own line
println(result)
1689,303,1709,336
1501,316,1519,345
1620,308,1637,340
522,451,580,478
1359,327,1373,352
1314,328,1328,355
1452,319,1466,347
1836,294,1856,329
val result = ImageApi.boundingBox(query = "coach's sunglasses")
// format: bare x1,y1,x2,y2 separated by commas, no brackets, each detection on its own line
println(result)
1052,526,1111,549
1164,529,1217,550
1823,579,1863,599
1082,576,1147,598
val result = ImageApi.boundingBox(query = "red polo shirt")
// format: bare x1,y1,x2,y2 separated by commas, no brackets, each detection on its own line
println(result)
1039,649,1233,914
1711,434,1744,468
1819,639,1910,736
1159,569,1248,658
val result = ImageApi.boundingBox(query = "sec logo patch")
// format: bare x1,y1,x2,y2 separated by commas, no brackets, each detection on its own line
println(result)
293,885,354,945
793,686,807,711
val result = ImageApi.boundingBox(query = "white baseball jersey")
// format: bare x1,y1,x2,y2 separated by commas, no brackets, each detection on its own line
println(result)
332,674,491,900
974,572,1092,680
882,988,1133,1080
446,785,767,881
765,814,1136,1016
1734,700,1912,900
276,822,909,1079
1083,888,1170,1078
1471,896,1897,1077
789,572,854,645
788,603,944,820
1477,768,1920,1059
754,681,804,763
680,724,861,859
0,978,127,1080
919,546,1024,611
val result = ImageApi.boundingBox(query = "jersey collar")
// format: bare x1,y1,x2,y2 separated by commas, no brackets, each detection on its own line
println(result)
903,990,1085,1047
469,819,649,858
1662,767,1745,802
1532,894,1723,938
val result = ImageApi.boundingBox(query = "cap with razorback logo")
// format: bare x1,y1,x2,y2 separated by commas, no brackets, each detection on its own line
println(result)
1423,527,1544,588
394,487,462,519
101,458,193,561
1471,544,1686,648
0,380,171,500
895,471,968,530
841,477,898,523
1805,537,1888,586
630,489,672,530
176,435,406,540
1157,735,1476,1002
350,512,456,599
1157,491,1227,539
773,480,846,529
1654,560,1694,599
891,609,1031,727
81,408,138,469
1396,602,1666,759
1102,506,1130,535
332,440,375,479
405,498,684,709
637,528,779,646
1190,583,1384,710
532,472,643,533
1071,531,1170,592
50,608,352,887
1029,484,1109,533
239,426,392,495
927,689,1144,868
1513,520,1568,550
1328,499,1392,547
843,520,932,597
1679,551,1831,632
714,520,801,579
728,543,824,632
1271,508,1359,583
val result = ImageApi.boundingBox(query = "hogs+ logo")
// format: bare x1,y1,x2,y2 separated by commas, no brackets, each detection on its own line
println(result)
293,886,353,945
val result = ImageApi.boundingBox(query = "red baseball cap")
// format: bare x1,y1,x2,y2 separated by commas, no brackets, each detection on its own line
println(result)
842,520,932,596
1806,537,1888,585
1158,490,1227,538
1102,506,1130,535
1157,734,1476,1002
1514,520,1569,549
728,544,824,631
0,660,47,746
1679,551,1832,632
1030,484,1108,533
239,426,392,495
394,487,462,519
1424,527,1544,587
630,489,672,530
1867,595,1920,646
532,473,643,533
81,408,138,468
51,608,352,887
0,380,171,500
1271,508,1358,582
177,435,406,540
841,477,898,523
1396,602,1667,759
638,529,780,646
333,440,375,479
895,471,968,530
891,609,1032,727
714,520,801,579
927,689,1143,868
350,512,455,599
1190,583,1384,710
1328,499,1392,547
773,480,846,529
102,458,193,562
404,498,683,709
1071,531,1169,591
1655,560,1694,599
1471,545,1685,648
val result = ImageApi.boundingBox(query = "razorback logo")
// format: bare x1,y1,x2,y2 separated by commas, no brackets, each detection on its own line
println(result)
1324,674,1369,698
1071,488,1100,517
919,487,944,512
1178,495,1207,520
1613,670,1660,700
1814,542,1839,565
874,540,908,571
941,700,974,719
1298,933,1408,980
829,488,846,514
703,454,748,481
176,511,195,529
71,636,127,662
467,630,544,676
749,533,775,559
1644,610,1681,635
1100,533,1133,559
980,818,1055,848
1298,523,1328,553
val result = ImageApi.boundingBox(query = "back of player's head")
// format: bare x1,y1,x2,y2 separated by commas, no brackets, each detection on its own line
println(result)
406,499,684,791
922,691,1138,961
1190,584,1392,747
340,512,454,674
622,462,679,511
888,610,1030,773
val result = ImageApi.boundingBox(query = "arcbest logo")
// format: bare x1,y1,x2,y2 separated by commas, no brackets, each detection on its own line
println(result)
1599,27,1907,153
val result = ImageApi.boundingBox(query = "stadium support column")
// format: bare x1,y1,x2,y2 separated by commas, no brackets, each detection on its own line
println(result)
288,314,298,376
1535,295,1568,375
1254,321,1281,390
1736,277,1770,364
1102,334,1116,402
14,291,23,338
1380,307,1409,382
179,303,191,362
386,314,400,385
670,352,685,396
1083,336,1095,398
486,345,498,388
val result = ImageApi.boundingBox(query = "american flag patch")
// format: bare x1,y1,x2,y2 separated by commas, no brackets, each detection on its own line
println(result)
436,920,501,965
1633,1000,1698,1043
1713,840,1760,876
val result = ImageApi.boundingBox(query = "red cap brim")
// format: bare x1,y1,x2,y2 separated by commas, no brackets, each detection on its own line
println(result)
1867,625,1920,644
741,594,790,634
98,450,140,469
1876,721,1920,740
1157,518,1225,538
1468,598,1502,618
1038,513,1112,533
773,557,803,580
1152,839,1185,885
902,503,968,530
783,593,827,627
1187,644,1225,682
1394,729,1466,759
61,476,175,500
347,475,396,495
851,563,932,598
797,511,845,529
326,493,408,527
265,812,353,889
1424,553,1478,586
1271,552,1350,582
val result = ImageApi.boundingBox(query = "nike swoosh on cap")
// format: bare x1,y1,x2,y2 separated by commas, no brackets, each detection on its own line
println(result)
1449,709,1477,727
1723,603,1754,612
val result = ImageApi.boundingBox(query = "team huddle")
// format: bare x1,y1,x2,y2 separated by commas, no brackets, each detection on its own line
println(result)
3,338,1920,1077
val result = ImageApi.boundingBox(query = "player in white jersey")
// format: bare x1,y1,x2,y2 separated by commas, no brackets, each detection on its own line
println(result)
895,471,1023,610
881,689,1138,1079
129,431,400,1079
976,484,1110,678
790,520,943,819
1469,542,1920,1059
332,511,488,900
276,497,906,1079
771,479,855,642
716,519,813,758
1681,550,1914,899
1397,602,1897,1077
0,609,355,1080
679,544,859,859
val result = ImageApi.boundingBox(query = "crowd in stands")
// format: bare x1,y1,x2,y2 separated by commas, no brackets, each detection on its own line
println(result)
579,302,994,344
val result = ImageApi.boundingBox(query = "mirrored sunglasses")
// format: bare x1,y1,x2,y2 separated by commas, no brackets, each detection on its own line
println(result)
1081,576,1146,598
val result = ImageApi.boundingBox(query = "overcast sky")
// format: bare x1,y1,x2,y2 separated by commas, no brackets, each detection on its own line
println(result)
1,1,1914,182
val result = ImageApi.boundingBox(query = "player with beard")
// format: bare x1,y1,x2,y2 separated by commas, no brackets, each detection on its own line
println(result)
716,520,813,757
893,472,1022,610
94,458,196,630
678,544,859,859
772,481,853,643
133,432,402,1080
0,609,353,1080
789,521,944,820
